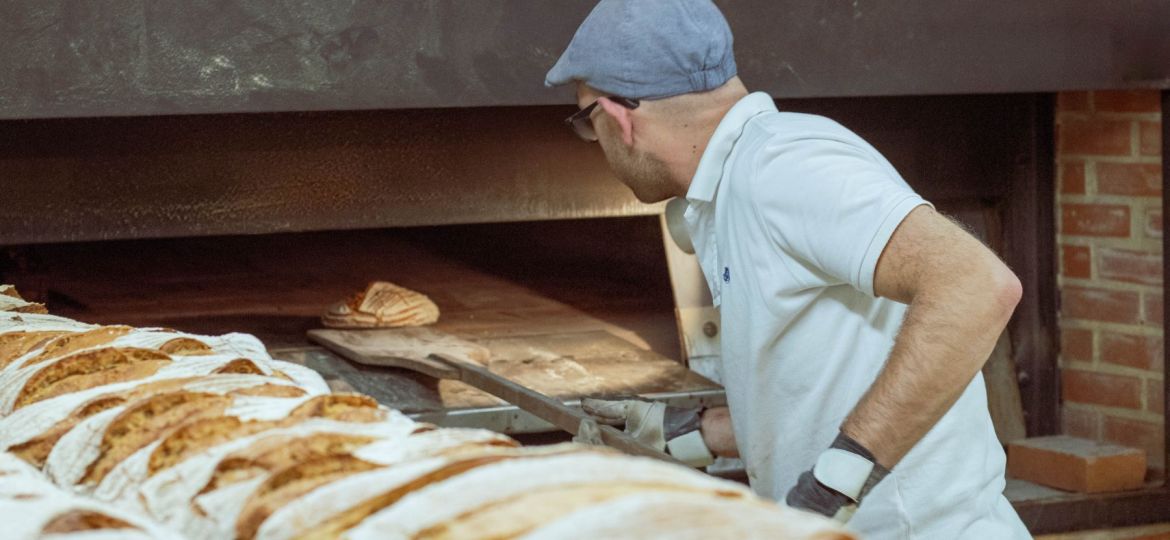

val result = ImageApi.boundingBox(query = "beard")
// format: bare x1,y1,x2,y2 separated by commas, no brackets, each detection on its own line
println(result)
600,142,676,204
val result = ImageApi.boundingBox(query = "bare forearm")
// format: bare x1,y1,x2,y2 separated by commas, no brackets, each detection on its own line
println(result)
842,272,1019,469
699,406,739,458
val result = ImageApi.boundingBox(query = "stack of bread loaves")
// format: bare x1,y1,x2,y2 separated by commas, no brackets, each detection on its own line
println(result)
0,285,853,540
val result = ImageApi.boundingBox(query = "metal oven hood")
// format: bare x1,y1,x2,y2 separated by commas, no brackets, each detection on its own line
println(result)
0,0,1168,120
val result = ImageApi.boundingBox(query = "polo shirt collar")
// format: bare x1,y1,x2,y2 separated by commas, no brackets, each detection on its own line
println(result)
686,92,778,203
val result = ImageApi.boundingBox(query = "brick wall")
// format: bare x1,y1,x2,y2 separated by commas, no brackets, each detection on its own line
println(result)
1056,90,1164,473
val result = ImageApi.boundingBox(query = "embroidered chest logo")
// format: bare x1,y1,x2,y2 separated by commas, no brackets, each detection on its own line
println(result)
722,267,731,283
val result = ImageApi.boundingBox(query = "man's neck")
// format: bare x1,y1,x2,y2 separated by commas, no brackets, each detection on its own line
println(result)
665,95,745,198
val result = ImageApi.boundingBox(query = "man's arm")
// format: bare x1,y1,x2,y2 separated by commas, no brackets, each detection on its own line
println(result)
700,406,739,458
843,205,1022,469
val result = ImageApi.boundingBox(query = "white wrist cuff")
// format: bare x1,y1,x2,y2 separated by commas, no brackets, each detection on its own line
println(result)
813,448,875,501
665,430,715,468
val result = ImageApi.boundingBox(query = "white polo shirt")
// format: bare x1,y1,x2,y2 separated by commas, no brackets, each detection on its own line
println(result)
684,92,1030,539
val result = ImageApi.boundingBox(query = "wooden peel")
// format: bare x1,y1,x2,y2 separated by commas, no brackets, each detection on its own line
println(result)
307,327,684,465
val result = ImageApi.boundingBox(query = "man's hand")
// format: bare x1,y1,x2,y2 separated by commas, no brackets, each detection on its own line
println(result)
785,432,890,523
580,397,715,467
581,398,671,449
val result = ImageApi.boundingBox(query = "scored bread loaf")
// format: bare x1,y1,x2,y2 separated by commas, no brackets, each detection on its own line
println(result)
0,453,180,540
247,440,564,540
138,417,418,529
3,347,174,411
0,351,290,415
50,392,362,491
322,281,440,329
517,491,857,540
0,311,98,336
342,449,752,540
148,393,388,476
0,374,306,464
0,285,48,314
93,393,397,505
13,326,137,370
0,331,70,370
259,435,562,540
0,285,853,540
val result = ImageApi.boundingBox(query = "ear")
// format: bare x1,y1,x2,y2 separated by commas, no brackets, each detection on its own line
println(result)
597,97,636,147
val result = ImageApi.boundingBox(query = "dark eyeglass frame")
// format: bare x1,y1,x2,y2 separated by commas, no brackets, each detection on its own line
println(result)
565,96,641,142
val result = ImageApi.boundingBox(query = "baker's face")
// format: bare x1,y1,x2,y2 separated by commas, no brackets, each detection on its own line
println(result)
576,86,675,203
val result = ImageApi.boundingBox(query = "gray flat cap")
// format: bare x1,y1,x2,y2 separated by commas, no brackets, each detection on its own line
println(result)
545,0,737,100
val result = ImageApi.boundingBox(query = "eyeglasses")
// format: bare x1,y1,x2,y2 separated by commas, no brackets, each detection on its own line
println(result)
565,96,641,142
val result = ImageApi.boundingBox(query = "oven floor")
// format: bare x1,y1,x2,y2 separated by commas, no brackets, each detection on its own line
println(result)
2,223,718,417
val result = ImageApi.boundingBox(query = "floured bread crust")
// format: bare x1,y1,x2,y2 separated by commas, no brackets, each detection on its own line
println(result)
9,394,127,467
0,286,48,315
157,337,215,356
322,281,440,329
286,393,386,423
146,393,387,478
0,453,181,540
236,454,381,539
0,331,68,369
207,432,381,495
0,311,97,336
83,391,235,486
0,285,854,540
20,326,137,368
149,416,281,476
517,491,857,540
343,449,746,540
11,347,173,410
0,374,302,462
262,436,542,540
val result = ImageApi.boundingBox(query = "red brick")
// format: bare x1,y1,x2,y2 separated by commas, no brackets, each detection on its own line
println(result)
1062,369,1144,409
1144,293,1164,326
1104,416,1165,471
1061,204,1131,237
1094,90,1162,113
1061,327,1094,363
1060,161,1087,194
1062,407,1100,439
1101,332,1163,371
1057,92,1091,112
1149,379,1165,415
1098,248,1164,286
1146,209,1163,239
1140,121,1163,156
1061,244,1092,279
1062,286,1141,324
1097,162,1162,197
1007,435,1146,493
1059,118,1133,155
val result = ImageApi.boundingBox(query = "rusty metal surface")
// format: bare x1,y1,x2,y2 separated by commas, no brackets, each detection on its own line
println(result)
0,106,659,245
0,94,1036,245
0,1,1168,119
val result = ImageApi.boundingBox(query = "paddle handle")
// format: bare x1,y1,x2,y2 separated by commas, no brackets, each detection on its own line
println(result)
430,353,686,465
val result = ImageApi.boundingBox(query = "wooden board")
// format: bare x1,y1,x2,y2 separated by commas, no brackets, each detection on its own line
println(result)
984,331,1028,445
5,227,680,356
306,328,719,410
308,327,490,379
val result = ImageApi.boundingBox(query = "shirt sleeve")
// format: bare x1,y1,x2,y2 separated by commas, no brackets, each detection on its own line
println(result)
748,137,931,297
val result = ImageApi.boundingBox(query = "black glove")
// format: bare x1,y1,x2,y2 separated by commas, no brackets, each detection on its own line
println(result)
785,432,890,523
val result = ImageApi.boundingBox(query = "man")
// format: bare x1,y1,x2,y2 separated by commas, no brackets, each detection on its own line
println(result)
544,1,1032,539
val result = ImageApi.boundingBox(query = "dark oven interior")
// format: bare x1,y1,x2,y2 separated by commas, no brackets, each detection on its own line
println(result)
0,92,1056,428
